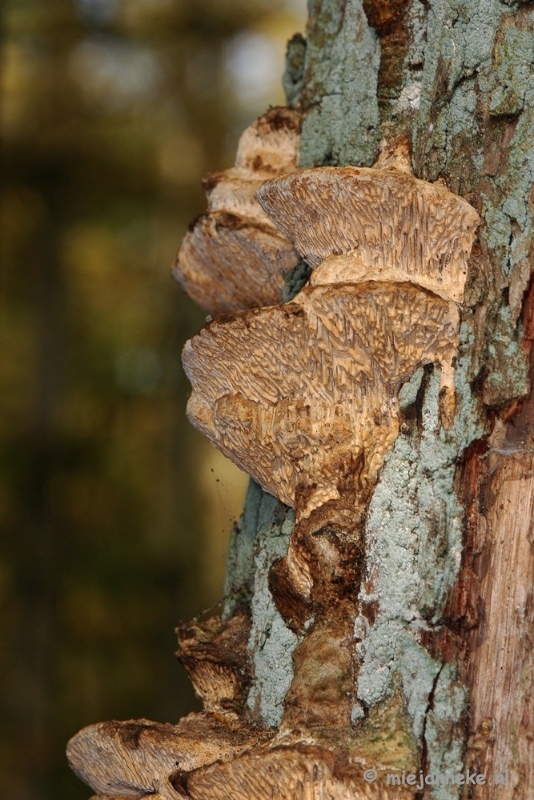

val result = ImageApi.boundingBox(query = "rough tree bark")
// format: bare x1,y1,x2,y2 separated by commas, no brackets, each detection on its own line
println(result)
67,1,534,799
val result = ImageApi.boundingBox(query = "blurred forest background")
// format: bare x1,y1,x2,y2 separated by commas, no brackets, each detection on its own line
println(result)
0,0,307,796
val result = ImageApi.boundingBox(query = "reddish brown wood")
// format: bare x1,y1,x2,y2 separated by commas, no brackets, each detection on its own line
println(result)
462,337,534,798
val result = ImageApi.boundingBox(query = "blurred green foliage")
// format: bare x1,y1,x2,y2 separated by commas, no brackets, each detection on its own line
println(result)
0,0,305,796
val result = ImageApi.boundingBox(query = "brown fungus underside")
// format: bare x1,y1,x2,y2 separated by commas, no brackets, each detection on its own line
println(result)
172,107,302,315
257,167,480,303
183,280,459,515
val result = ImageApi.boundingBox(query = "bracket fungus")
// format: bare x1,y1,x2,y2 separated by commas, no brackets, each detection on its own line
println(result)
184,167,480,520
67,611,256,797
257,166,480,304
172,107,302,315
67,164,480,799
183,282,459,516
67,712,269,799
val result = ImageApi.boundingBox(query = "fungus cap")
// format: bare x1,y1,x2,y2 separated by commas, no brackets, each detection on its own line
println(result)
174,212,298,315
257,167,480,303
172,108,302,315
234,106,301,174
67,713,263,797
183,281,459,515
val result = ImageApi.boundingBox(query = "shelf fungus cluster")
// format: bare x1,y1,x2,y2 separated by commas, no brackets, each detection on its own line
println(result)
67,160,479,799
172,107,302,315
185,166,479,521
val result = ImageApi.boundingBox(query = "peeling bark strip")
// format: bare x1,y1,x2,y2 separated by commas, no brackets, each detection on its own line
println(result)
67,1,534,799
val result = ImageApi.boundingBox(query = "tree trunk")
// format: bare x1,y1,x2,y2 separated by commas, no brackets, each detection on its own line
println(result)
67,1,534,798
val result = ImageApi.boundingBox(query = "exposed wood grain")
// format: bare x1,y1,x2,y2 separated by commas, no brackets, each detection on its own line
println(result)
467,452,534,798
463,329,534,799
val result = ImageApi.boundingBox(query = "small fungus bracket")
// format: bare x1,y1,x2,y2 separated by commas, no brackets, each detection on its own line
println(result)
172,108,303,315
256,166,480,304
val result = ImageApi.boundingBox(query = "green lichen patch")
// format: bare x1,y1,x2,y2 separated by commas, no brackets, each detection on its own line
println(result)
283,33,307,109
424,663,467,800
282,256,313,302
349,684,419,773
223,479,264,619
413,2,534,408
